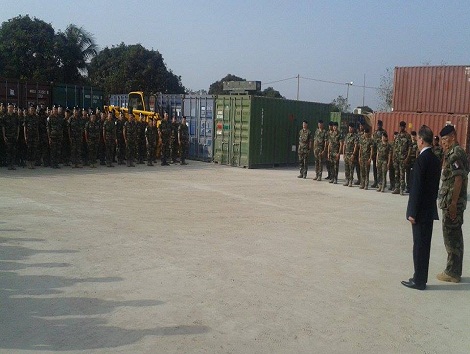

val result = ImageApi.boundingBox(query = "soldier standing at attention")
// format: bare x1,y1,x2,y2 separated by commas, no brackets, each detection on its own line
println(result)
85,112,101,168
137,114,147,164
47,105,63,169
116,111,126,165
17,107,27,167
170,116,180,164
405,131,419,193
392,121,412,195
69,107,83,168
178,116,190,165
103,111,116,167
327,122,342,184
145,118,158,166
389,131,398,191
436,125,468,284
358,127,374,190
62,108,71,166
124,112,138,167
23,104,40,169
432,135,444,164
371,120,387,188
297,120,312,179
313,120,327,181
158,112,171,166
342,122,358,187
0,103,6,167
98,111,107,166
2,103,20,170
375,133,392,192
325,121,334,180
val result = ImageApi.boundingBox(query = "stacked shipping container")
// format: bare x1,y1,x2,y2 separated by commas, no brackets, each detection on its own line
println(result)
373,65,470,154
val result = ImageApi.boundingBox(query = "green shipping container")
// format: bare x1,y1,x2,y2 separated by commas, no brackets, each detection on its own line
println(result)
214,95,332,168
52,84,104,109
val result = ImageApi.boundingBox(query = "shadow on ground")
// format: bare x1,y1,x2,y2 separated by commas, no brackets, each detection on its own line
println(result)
0,236,210,351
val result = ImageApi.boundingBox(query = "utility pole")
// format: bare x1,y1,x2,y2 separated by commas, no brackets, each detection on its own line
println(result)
297,74,300,101
362,74,366,107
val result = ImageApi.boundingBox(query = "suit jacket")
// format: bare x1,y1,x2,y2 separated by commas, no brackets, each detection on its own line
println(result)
406,147,441,222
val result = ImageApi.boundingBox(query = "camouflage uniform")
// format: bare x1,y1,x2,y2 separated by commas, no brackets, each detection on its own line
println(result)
438,143,468,279
179,121,189,165
145,124,158,166
69,116,83,167
115,117,126,165
328,129,342,183
2,112,19,170
313,128,328,180
433,145,444,164
372,128,387,187
406,139,418,192
137,119,147,164
297,128,312,178
170,120,180,163
61,115,71,165
124,119,138,167
358,134,373,189
376,141,391,192
103,119,117,167
393,131,412,194
159,119,172,165
85,119,101,167
23,112,40,168
47,114,64,168
343,131,357,186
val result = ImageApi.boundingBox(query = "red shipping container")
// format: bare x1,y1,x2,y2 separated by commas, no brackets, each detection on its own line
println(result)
371,112,470,155
393,66,470,114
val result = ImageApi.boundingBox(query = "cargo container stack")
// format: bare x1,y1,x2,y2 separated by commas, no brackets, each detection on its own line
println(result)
371,65,470,155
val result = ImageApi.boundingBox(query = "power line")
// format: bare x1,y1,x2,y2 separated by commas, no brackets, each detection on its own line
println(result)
262,76,298,85
262,75,380,90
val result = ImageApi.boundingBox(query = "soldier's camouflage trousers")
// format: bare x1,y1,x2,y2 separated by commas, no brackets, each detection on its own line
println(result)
117,137,126,164
344,153,355,181
26,139,38,162
161,138,170,163
88,140,99,165
442,210,465,278
360,158,370,187
70,138,83,165
329,152,339,180
298,150,309,177
147,143,156,163
377,159,388,188
4,138,17,167
105,139,115,165
126,142,137,163
170,137,179,162
314,148,324,178
394,159,406,191
180,141,189,162
50,137,62,167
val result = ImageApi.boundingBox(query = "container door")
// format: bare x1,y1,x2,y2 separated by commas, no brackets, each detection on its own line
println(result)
214,97,231,165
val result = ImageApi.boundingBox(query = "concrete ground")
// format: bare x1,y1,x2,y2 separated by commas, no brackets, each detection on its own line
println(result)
0,161,469,354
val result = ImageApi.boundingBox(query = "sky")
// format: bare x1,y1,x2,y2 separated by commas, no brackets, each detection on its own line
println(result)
2,0,470,110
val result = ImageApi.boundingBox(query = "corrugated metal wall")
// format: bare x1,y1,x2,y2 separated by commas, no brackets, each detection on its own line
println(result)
393,66,470,114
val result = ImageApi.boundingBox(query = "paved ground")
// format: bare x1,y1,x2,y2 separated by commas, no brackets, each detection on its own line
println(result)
0,161,469,354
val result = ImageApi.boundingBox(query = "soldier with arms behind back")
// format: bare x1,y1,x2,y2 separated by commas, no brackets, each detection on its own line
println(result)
297,120,312,179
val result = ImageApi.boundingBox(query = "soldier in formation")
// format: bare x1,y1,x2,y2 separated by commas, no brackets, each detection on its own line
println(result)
371,120,387,188
2,103,20,170
23,104,40,169
375,132,392,192
297,120,312,179
358,127,374,189
47,105,64,169
327,121,342,184
145,117,158,166
342,122,358,187
69,107,83,168
436,125,468,284
432,135,444,164
103,111,117,167
170,115,180,164
137,114,147,164
85,111,101,168
158,112,171,166
116,111,126,165
392,121,412,195
178,116,189,165
313,120,328,181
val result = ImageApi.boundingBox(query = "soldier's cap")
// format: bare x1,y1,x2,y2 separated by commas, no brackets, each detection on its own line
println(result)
318,119,324,124
377,120,383,126
29,103,35,108
65,108,71,113
328,121,333,126
439,125,455,137
399,121,406,127
394,131,398,135
411,131,417,136
52,104,58,108
7,102,13,107
302,120,308,124
348,122,355,128
382,132,388,138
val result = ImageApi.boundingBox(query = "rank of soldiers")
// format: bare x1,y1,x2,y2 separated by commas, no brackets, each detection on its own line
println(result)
0,102,190,170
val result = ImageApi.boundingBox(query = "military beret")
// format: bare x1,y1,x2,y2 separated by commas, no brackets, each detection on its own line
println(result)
65,108,71,113
434,136,439,140
439,125,455,137
302,120,308,124
382,132,388,138
52,104,58,108
318,119,324,124
377,120,383,125
348,122,355,127
394,131,398,135
328,121,333,126
399,121,406,127
7,102,13,107
411,131,417,136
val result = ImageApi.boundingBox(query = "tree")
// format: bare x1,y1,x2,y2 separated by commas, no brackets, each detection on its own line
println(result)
331,95,350,113
88,43,185,94
377,67,393,112
55,24,98,83
208,74,245,94
258,86,284,98
0,15,57,81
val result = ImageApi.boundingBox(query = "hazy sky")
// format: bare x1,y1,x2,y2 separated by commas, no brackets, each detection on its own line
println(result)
2,1,469,110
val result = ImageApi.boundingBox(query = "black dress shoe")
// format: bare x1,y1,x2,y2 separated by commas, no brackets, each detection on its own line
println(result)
401,279,426,290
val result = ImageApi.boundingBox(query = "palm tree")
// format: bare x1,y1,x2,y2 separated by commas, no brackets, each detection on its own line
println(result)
55,24,98,83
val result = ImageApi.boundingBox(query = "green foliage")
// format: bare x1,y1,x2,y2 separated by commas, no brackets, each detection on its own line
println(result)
88,43,185,94
0,15,57,81
259,86,284,98
331,95,350,113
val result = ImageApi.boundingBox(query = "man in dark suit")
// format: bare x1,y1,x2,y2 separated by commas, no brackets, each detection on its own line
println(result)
402,125,441,290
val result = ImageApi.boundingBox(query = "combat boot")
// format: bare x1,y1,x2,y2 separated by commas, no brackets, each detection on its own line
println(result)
333,178,337,184
348,180,353,187
392,188,400,194
329,178,334,183
297,174,303,178
400,189,405,196
436,272,461,283
364,179,369,190
313,175,318,181
317,173,322,181
343,179,349,186
371,181,378,188
127,159,131,167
